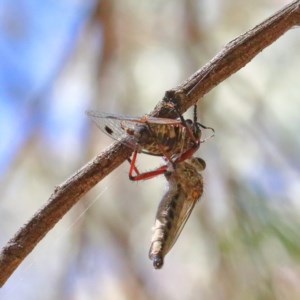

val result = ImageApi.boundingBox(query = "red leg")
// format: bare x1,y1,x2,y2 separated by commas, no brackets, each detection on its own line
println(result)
174,142,200,163
128,128,199,181
128,141,199,181
126,143,174,180
129,165,167,181
126,104,213,181
128,151,167,181
128,150,140,177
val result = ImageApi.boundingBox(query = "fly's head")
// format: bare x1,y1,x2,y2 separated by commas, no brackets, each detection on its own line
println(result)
190,157,206,171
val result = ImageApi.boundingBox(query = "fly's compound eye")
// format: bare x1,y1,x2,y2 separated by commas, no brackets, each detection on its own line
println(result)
195,157,206,170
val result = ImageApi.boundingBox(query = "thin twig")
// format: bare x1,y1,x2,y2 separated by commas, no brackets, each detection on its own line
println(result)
151,0,300,118
1,0,300,287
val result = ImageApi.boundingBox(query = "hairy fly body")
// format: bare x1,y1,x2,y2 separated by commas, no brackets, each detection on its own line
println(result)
149,157,206,269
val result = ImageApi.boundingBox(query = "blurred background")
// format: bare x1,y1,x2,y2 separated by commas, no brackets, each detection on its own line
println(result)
1,0,300,299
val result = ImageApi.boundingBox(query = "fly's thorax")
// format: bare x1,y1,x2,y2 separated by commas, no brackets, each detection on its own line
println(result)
175,161,204,198
164,158,205,198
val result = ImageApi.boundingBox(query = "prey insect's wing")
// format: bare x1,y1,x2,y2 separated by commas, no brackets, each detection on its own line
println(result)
139,117,183,125
86,110,142,150
86,110,184,152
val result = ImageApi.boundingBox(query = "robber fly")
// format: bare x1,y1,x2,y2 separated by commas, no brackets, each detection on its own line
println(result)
86,104,213,180
149,156,206,269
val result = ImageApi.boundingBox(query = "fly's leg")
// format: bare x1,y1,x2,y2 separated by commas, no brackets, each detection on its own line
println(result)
128,150,167,181
173,143,199,164
129,164,167,181
128,151,140,176
128,150,140,178
129,166,167,181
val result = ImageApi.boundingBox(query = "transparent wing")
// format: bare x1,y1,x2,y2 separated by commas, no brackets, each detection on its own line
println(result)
166,163,204,252
141,116,183,125
86,110,141,150
86,110,184,151
87,110,183,124
166,196,198,254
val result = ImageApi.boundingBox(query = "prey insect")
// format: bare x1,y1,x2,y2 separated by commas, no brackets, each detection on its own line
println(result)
86,104,214,181
149,157,206,269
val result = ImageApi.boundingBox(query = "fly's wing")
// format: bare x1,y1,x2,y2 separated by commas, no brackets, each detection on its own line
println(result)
165,196,198,254
86,110,142,150
165,167,204,253
149,187,199,269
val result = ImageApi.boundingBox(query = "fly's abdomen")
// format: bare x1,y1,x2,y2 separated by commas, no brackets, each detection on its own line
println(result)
149,158,205,269
149,183,185,269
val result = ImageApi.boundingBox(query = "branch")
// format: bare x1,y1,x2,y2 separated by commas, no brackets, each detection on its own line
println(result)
1,0,300,287
151,0,300,118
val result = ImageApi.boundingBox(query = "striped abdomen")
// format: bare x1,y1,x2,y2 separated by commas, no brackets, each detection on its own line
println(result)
149,157,205,269
133,122,199,156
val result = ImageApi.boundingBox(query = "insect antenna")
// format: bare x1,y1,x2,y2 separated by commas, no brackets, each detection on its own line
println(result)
193,104,198,124
193,104,215,140
193,105,199,136
197,122,215,143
